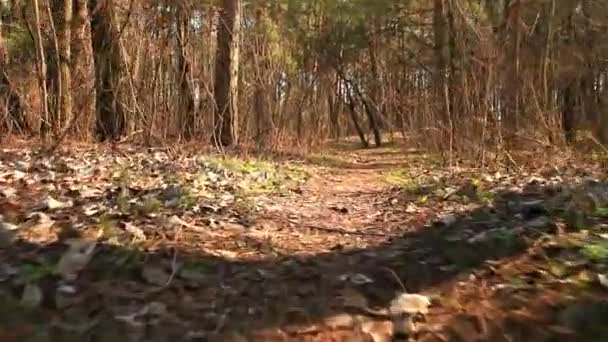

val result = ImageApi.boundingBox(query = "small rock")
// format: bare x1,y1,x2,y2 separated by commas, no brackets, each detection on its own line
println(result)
598,274,608,289
389,292,431,315
21,283,43,307
346,273,374,285
178,267,206,283
143,301,167,316
0,263,17,282
55,284,82,309
526,216,551,229
55,239,97,281
43,196,74,210
141,264,171,287
438,214,457,227
160,185,182,202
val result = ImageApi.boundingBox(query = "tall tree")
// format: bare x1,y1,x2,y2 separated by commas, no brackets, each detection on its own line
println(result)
57,0,73,130
90,0,124,141
32,0,51,137
46,0,73,134
213,0,241,146
71,0,94,134
175,2,195,139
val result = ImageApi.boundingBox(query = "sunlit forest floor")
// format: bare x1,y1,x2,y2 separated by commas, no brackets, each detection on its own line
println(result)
1,140,608,341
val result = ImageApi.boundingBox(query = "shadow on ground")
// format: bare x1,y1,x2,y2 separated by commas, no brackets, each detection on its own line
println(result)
1,179,608,341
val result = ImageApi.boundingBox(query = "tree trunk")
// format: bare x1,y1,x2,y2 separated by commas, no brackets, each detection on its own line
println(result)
253,7,272,150
562,82,575,144
90,0,125,141
175,3,195,139
72,0,94,135
433,0,449,122
213,0,241,147
346,85,368,149
48,0,73,133
32,0,50,137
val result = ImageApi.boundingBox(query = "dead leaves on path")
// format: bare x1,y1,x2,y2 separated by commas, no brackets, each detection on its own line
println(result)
1,145,608,340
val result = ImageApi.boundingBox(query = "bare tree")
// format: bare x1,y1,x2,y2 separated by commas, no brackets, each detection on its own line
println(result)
213,0,241,147
90,0,124,141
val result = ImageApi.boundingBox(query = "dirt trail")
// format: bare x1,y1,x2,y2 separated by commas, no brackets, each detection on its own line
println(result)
2,143,608,341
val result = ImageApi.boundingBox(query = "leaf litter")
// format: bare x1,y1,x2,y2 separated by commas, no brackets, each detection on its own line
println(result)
0,144,608,340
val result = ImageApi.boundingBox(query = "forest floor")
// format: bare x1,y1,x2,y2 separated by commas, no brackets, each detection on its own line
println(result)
1,140,608,341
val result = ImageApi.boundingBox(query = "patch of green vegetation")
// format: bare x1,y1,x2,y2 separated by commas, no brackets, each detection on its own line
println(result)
204,156,274,175
98,214,121,242
581,239,608,263
201,155,310,197
441,242,480,268
180,187,198,209
306,153,345,168
384,170,424,194
563,209,589,231
137,198,162,215
92,249,140,276
492,229,525,253
116,189,131,213
16,261,55,284
112,166,132,188
590,151,608,163
5,28,35,57
594,207,608,218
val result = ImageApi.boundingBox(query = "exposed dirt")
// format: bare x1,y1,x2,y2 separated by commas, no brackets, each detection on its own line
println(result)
1,143,608,341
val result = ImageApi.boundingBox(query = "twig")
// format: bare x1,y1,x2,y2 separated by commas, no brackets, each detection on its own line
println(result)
382,266,407,293
164,224,183,287
304,224,400,238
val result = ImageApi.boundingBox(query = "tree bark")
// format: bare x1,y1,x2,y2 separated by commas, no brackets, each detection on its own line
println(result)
346,84,368,149
90,0,125,141
32,0,50,137
253,7,273,150
47,0,73,133
213,0,241,147
175,3,195,139
433,0,449,121
71,0,94,134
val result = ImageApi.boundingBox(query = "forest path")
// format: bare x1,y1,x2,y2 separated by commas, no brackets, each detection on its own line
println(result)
1,142,608,341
